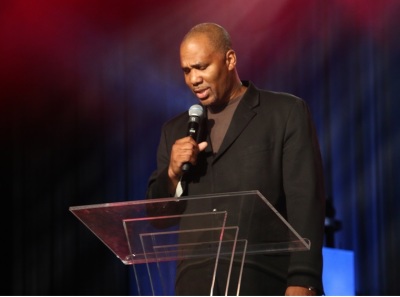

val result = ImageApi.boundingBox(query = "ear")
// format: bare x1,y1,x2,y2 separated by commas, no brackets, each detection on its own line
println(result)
225,49,237,70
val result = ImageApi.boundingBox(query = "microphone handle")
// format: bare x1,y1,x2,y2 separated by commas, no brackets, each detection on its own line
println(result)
182,120,199,173
182,162,191,172
182,129,197,172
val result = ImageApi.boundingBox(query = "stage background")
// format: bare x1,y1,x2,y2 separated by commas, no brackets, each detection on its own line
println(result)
2,0,399,295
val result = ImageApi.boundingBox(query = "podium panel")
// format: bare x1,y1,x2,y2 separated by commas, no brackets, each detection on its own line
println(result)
70,190,310,295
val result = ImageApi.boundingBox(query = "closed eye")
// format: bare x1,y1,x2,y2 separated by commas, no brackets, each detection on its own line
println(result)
182,63,208,74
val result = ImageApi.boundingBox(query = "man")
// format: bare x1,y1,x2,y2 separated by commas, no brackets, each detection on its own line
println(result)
146,23,325,295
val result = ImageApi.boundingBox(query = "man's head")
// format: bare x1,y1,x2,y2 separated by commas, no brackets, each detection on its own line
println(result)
180,23,242,107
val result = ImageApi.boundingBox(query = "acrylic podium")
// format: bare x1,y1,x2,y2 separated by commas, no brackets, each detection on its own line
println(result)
69,190,310,296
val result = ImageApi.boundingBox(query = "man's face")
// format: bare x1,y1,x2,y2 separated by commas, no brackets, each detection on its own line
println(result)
180,35,231,107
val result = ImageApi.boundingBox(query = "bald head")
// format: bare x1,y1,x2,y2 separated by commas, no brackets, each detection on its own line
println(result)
181,23,232,55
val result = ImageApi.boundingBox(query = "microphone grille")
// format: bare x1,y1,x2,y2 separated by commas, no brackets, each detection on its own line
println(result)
188,104,204,117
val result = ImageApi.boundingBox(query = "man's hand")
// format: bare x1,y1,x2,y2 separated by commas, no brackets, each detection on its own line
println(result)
285,286,317,296
167,136,208,193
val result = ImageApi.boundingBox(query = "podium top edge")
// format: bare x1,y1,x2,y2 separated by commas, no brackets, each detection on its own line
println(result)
69,190,263,211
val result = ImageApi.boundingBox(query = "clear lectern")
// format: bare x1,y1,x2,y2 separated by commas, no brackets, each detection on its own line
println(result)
69,190,310,296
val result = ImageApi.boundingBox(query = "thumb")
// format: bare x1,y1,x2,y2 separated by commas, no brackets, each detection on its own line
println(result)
198,141,208,152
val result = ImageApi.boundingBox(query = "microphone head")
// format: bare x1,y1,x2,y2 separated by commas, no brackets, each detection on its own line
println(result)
188,104,204,117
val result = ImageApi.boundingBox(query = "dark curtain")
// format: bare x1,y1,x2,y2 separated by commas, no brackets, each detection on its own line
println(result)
2,0,399,295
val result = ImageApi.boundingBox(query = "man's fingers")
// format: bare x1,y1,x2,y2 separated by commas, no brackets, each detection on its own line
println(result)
198,141,208,151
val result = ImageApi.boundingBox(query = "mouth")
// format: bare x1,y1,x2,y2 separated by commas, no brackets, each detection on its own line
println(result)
194,87,209,99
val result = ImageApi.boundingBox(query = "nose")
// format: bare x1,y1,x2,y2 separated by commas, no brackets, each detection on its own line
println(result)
188,69,202,86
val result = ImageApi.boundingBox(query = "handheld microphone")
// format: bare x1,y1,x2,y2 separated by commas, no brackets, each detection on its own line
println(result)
182,104,204,173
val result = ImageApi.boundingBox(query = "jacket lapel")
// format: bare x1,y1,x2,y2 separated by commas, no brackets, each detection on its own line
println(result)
212,82,260,164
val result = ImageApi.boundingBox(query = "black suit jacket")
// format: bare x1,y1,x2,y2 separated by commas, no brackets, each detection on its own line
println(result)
147,81,326,295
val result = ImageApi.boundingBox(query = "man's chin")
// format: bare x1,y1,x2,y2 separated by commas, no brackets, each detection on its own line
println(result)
197,97,213,107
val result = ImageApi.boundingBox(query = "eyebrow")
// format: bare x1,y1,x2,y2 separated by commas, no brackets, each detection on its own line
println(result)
182,62,207,71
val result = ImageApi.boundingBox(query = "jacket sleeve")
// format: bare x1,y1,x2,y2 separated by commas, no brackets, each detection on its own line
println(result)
146,122,173,199
282,98,326,293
